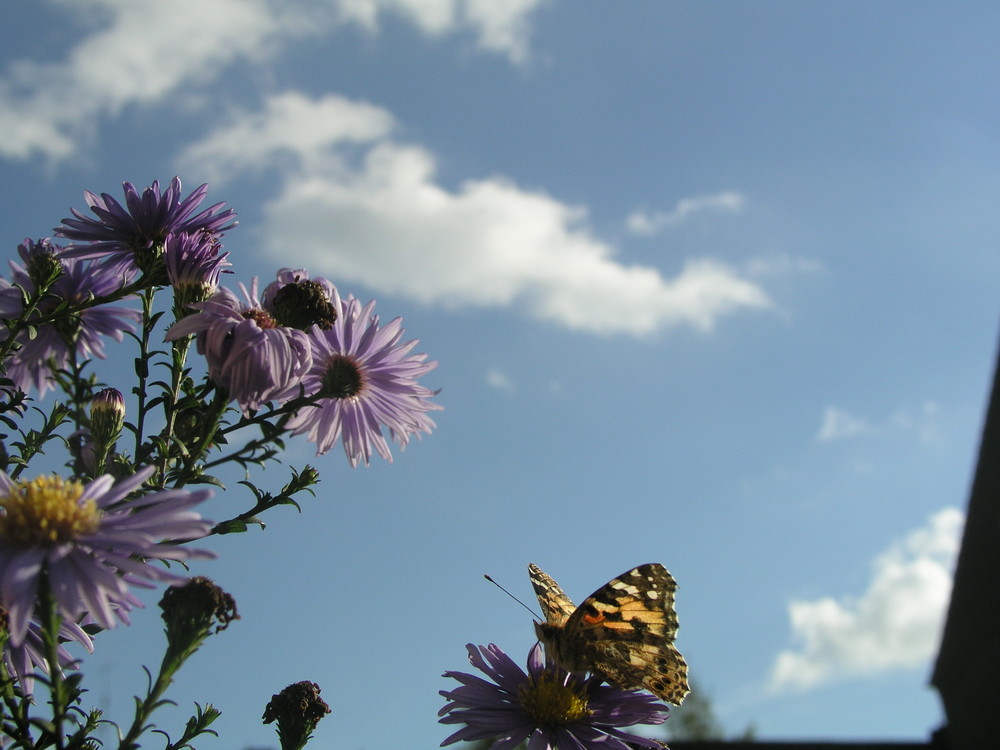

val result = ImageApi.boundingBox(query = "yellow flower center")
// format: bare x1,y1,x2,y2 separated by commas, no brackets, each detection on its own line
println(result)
518,672,591,727
0,476,100,547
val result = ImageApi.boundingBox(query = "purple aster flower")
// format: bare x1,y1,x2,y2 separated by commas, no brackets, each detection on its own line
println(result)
165,280,311,413
164,231,231,316
1,239,140,397
440,643,670,750
55,177,236,277
0,466,214,648
284,289,440,466
1,603,93,696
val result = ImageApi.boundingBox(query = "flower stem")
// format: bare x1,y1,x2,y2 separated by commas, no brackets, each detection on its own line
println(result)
159,332,194,480
173,387,229,487
118,645,188,750
131,287,157,471
38,573,68,750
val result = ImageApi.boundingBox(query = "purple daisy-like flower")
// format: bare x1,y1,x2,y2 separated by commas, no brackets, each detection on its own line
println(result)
165,231,230,293
1,239,140,397
440,643,670,750
0,466,214,648
1,604,93,696
284,289,440,466
165,280,311,412
164,231,231,316
55,177,236,277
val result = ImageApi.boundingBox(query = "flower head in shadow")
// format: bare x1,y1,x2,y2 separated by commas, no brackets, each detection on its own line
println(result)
1,238,139,397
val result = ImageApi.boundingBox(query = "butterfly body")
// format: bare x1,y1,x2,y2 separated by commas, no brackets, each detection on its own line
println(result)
529,562,689,705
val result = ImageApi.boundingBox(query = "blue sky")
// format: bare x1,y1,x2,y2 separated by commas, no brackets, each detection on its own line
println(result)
2,2,999,747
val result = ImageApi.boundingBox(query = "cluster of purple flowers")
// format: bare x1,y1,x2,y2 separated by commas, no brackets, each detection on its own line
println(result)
0,178,442,702
1,178,439,465
0,182,239,697
0,179,235,396
165,266,441,466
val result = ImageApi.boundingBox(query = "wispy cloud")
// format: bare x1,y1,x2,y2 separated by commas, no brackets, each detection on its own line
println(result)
890,401,942,445
0,0,544,162
743,253,826,278
816,407,870,442
626,191,746,236
815,402,942,444
770,507,963,691
180,92,772,337
485,368,516,394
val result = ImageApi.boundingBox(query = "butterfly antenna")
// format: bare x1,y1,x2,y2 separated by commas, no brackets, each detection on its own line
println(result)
484,574,540,618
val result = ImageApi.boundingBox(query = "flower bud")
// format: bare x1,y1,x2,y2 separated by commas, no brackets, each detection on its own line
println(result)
21,239,64,290
90,388,125,446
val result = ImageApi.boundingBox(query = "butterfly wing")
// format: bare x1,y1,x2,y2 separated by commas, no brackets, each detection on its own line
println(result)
528,562,577,626
565,563,689,705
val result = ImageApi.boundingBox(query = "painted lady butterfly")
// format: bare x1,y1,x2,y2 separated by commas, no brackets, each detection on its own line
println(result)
529,562,689,705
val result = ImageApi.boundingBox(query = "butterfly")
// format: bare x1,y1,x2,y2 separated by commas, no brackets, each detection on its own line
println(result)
528,562,689,705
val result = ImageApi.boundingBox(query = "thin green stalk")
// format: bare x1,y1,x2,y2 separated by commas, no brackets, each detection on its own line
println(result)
158,334,193,480
201,397,308,470
64,354,91,479
117,663,173,750
173,389,230,486
38,575,68,750
5,400,72,482
131,287,157,471
0,273,152,363
118,627,199,750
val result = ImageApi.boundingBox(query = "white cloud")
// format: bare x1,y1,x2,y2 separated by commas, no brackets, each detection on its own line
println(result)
0,0,297,161
183,92,772,335
177,92,396,185
461,0,545,63
259,146,771,335
816,407,869,442
0,0,543,162
770,507,964,691
626,191,746,236
336,0,545,63
486,368,516,394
